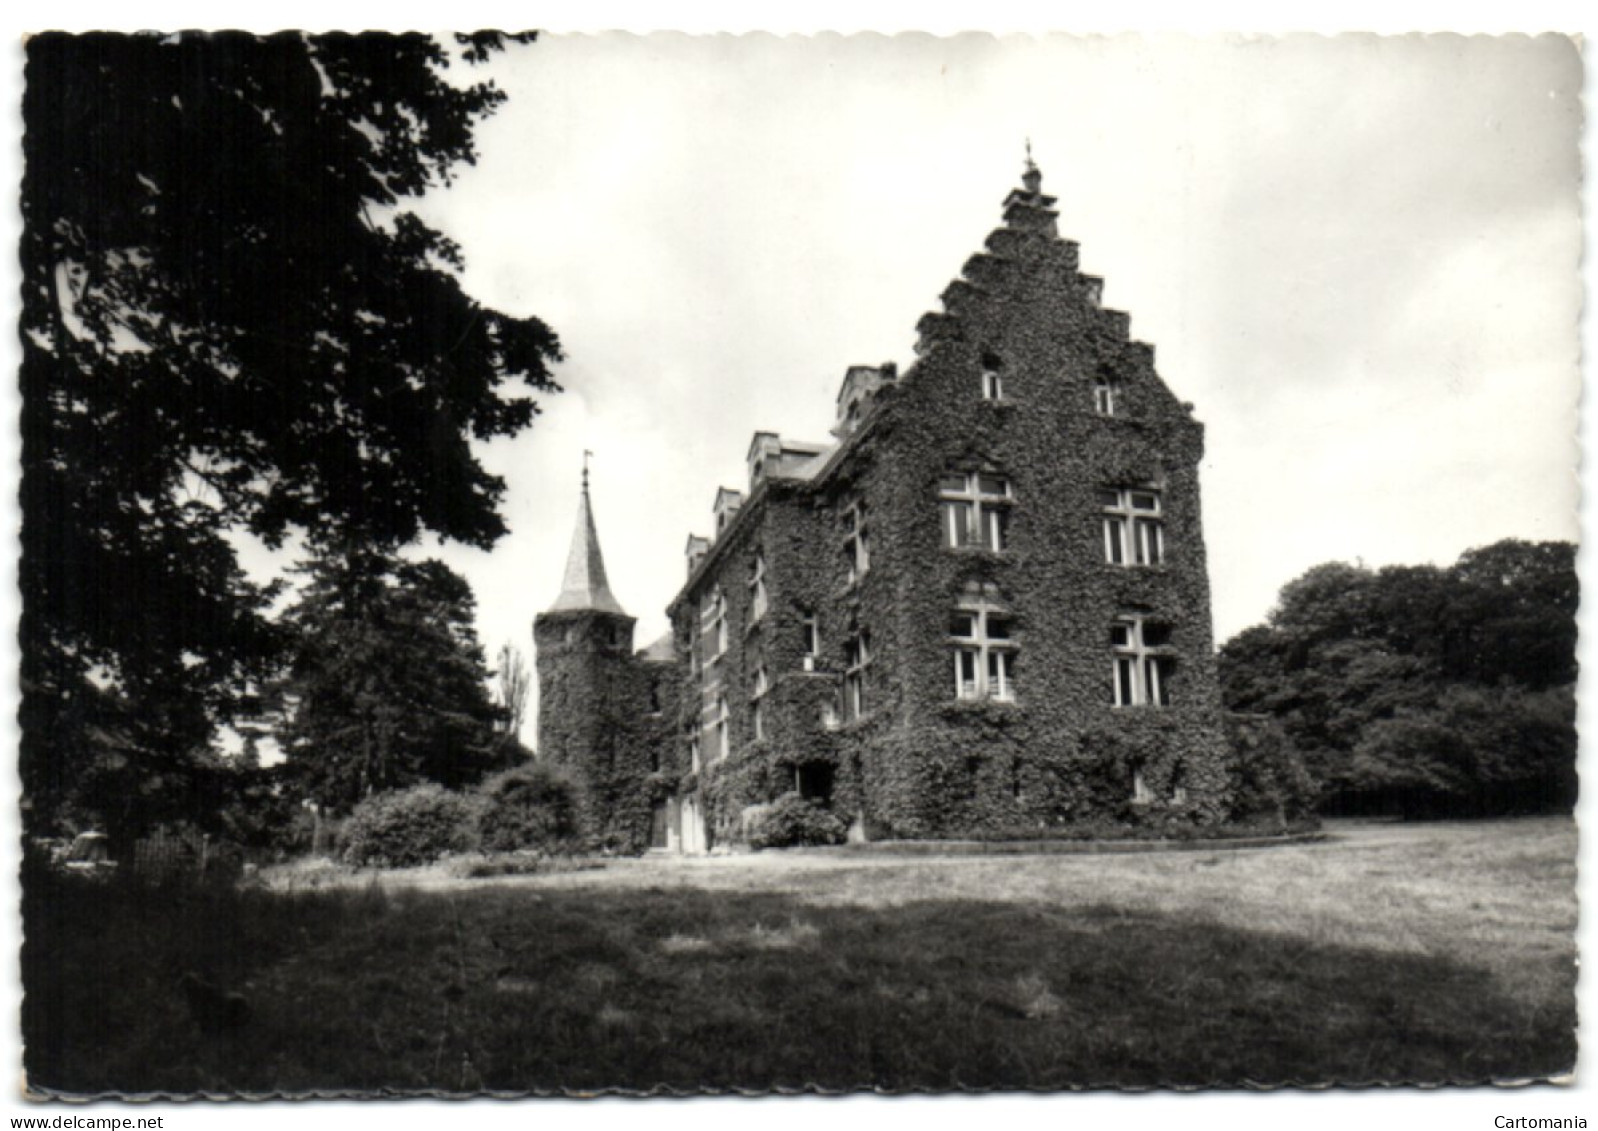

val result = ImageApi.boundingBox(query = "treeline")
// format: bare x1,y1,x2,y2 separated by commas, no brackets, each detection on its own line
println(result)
34,544,536,858
20,33,556,855
1220,539,1577,819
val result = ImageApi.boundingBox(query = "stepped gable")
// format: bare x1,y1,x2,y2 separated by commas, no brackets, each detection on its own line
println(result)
914,157,1145,359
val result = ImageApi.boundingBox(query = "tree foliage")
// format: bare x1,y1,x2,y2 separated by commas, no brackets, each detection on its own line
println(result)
1219,540,1577,816
20,32,559,834
279,549,505,813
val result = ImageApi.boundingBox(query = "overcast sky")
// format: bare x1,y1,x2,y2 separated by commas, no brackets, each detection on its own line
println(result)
387,32,1581,732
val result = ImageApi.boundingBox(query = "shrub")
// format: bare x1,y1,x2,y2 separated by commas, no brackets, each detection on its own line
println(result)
747,793,847,850
341,784,478,868
1224,713,1317,827
473,762,585,855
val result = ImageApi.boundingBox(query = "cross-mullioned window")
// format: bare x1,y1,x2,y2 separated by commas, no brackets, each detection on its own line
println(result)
940,471,1012,551
1100,486,1164,566
1111,615,1174,707
950,603,1016,702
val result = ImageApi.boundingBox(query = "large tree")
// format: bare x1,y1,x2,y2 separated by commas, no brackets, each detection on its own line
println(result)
20,32,560,834
1219,539,1578,816
280,549,504,813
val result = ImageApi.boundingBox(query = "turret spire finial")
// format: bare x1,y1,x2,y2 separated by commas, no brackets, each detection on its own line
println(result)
546,451,626,616
1021,140,1043,195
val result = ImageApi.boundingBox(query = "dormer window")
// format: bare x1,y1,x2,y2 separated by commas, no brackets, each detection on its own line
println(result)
713,488,744,537
685,535,710,577
940,471,1012,551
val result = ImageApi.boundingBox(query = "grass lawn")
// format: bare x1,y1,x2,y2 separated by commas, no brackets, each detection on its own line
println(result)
22,817,1576,1094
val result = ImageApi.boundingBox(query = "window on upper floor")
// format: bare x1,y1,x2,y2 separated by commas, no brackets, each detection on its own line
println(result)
702,587,729,660
801,612,820,672
941,471,1012,551
713,694,730,761
1099,486,1164,566
1111,614,1174,708
688,728,702,773
980,351,1005,401
950,602,1016,702
749,552,768,623
751,664,769,741
1094,373,1121,416
844,630,872,719
842,497,870,584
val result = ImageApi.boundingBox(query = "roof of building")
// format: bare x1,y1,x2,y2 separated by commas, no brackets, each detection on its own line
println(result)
547,476,628,616
637,631,676,663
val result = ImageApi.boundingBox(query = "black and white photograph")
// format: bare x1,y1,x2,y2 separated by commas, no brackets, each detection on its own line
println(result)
6,14,1587,1113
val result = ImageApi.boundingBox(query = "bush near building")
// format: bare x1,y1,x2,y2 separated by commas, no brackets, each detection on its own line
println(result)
475,762,586,855
340,784,479,868
746,793,848,849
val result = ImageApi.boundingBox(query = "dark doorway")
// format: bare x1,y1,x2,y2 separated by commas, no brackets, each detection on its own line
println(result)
796,763,835,802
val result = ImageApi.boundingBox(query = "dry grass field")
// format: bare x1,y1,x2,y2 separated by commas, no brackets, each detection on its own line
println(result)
23,818,1576,1095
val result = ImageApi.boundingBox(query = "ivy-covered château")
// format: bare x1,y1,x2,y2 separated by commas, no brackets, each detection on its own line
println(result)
536,159,1231,852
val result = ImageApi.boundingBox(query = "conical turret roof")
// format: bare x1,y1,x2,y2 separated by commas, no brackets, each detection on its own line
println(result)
547,471,627,616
